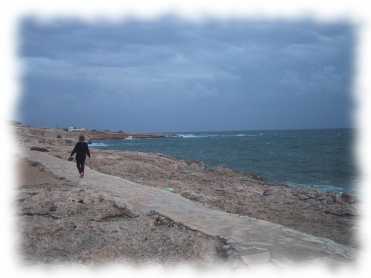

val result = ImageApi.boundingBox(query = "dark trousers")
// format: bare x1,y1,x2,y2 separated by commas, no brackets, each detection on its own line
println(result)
76,157,86,174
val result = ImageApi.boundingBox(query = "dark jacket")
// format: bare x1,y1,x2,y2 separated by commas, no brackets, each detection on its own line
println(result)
71,142,91,160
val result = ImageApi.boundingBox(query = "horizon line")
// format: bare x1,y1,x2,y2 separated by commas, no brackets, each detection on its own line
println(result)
12,121,354,134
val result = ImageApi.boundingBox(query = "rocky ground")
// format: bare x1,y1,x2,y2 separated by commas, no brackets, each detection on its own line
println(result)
14,125,359,263
86,150,358,247
18,159,227,264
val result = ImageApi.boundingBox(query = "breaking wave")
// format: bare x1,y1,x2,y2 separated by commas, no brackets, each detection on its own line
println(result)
176,133,256,138
89,142,108,147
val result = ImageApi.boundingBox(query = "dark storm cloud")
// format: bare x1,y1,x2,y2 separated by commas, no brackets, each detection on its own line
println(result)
18,17,355,131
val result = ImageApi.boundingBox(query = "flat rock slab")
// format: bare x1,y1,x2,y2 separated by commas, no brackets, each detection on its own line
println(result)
21,150,355,265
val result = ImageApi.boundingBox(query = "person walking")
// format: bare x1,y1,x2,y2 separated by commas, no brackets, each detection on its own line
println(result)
69,135,91,177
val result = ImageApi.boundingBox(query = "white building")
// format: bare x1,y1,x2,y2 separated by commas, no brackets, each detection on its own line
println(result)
68,126,87,132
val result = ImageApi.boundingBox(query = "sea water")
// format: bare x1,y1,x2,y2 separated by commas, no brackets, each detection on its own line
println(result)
90,129,357,193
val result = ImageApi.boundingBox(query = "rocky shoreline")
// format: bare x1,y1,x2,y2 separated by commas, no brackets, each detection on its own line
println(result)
14,122,166,141
14,124,358,263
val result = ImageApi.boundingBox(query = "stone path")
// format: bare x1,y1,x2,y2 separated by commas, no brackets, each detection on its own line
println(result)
22,150,355,265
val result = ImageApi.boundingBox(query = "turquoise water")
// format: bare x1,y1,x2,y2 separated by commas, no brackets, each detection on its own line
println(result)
90,129,356,193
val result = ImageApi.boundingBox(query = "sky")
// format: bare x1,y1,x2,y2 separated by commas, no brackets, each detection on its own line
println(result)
17,17,355,132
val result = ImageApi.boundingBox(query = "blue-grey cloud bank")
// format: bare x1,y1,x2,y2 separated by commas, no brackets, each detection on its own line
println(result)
18,17,355,132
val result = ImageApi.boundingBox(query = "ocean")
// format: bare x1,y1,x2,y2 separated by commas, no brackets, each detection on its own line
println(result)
89,129,357,193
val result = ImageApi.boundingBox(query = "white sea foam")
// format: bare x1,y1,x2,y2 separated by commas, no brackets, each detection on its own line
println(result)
176,133,251,138
89,142,108,147
176,134,199,138
176,134,220,138
286,182,345,193
310,184,346,193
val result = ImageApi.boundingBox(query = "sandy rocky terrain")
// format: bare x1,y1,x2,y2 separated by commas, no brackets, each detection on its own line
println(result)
14,124,359,264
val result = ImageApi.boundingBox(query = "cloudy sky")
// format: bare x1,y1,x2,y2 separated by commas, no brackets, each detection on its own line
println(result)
18,17,354,132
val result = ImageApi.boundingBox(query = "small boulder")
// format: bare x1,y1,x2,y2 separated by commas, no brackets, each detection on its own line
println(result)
65,139,74,145
30,146,49,152
340,192,355,204
214,166,235,176
181,191,204,202
247,173,264,182
262,188,273,196
324,207,355,217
